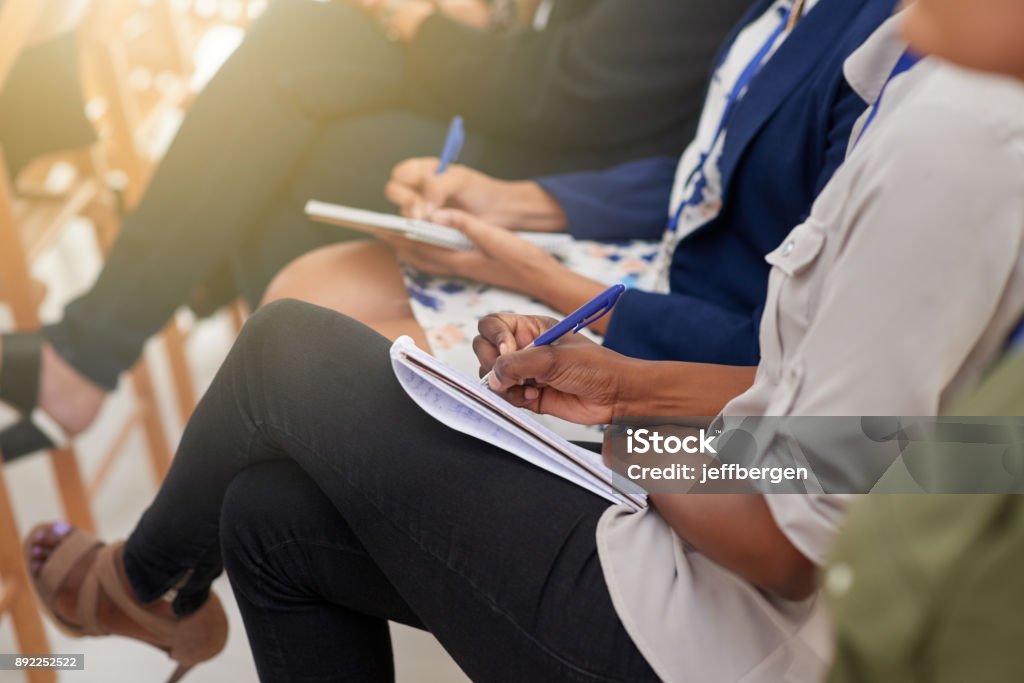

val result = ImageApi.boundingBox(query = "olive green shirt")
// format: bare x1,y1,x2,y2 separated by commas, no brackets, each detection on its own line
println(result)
826,353,1024,683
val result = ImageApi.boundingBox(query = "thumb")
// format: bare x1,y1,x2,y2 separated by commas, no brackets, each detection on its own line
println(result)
391,157,440,186
385,180,428,218
433,209,505,254
477,313,530,356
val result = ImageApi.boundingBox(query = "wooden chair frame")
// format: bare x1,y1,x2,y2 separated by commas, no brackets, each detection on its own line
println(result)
0,0,191,675
0,2,62,679
0,462,54,683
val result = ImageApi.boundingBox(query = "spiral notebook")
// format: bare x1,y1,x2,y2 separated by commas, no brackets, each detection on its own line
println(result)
390,336,647,511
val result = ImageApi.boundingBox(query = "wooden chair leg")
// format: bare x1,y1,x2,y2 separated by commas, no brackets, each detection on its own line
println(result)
0,464,58,683
82,148,124,251
0,163,39,328
84,37,151,209
162,319,197,425
129,362,172,484
1,151,95,534
82,151,174,482
46,448,95,533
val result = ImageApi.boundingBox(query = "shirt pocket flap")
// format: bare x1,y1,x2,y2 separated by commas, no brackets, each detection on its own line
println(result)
765,224,826,277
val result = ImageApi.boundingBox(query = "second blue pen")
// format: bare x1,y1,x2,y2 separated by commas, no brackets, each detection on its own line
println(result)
436,115,465,175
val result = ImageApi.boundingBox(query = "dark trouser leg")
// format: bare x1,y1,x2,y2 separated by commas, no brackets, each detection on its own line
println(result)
226,107,647,307
44,0,405,389
124,300,657,682
221,461,424,683
227,111,480,306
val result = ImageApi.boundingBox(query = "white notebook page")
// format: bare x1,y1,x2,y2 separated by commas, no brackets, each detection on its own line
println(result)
390,337,647,511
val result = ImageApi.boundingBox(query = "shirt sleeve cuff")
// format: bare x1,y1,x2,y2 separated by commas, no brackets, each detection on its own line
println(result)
764,494,855,566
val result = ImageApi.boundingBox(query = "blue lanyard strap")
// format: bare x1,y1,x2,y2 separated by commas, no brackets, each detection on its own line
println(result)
1010,320,1024,351
668,3,795,233
852,49,922,149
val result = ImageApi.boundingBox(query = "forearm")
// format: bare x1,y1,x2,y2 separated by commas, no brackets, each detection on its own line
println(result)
613,361,756,418
526,265,609,330
491,181,568,232
649,493,815,600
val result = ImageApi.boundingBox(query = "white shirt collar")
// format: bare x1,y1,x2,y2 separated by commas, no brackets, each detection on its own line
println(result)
843,10,912,106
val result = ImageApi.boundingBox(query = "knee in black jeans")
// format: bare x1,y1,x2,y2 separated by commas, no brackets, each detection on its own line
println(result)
236,298,395,415
220,461,405,683
219,461,308,609
125,299,390,604
219,456,371,608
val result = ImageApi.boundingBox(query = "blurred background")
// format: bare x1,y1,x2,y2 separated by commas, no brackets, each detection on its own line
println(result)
0,1,467,680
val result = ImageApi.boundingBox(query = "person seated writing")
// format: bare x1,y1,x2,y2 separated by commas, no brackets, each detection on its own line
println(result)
262,0,896,386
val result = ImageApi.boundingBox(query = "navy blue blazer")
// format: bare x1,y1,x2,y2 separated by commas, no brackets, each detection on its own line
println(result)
537,0,899,365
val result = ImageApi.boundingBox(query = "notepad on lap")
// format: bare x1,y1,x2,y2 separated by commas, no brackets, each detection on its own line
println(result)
390,336,647,511
306,200,573,252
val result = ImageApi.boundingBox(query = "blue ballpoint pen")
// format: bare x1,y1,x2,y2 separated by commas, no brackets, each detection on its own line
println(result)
436,115,465,175
479,284,627,387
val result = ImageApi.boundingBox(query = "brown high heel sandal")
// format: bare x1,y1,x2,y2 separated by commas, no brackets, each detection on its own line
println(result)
23,524,229,683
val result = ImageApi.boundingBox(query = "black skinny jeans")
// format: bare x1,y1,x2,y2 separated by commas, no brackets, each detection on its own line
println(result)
123,300,658,682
